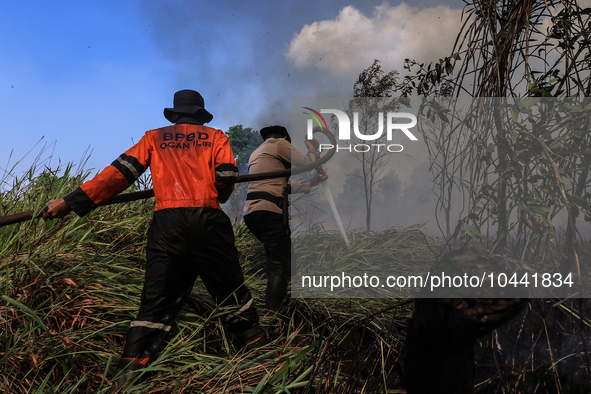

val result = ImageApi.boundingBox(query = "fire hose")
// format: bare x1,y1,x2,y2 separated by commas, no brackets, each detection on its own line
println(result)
0,128,338,228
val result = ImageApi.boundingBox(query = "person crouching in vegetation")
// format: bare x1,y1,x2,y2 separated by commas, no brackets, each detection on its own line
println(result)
43,89,268,391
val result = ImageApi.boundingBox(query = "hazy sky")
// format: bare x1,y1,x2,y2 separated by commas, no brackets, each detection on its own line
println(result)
0,0,465,182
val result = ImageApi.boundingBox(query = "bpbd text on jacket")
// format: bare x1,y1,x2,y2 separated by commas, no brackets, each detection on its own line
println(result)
160,132,212,149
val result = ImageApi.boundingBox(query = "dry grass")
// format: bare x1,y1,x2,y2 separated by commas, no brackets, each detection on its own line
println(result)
0,162,433,393
2,159,590,393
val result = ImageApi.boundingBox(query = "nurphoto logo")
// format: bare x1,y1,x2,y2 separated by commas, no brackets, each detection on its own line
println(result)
303,107,418,153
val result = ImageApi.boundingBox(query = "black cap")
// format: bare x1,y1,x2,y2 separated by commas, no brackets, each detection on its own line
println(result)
260,125,291,143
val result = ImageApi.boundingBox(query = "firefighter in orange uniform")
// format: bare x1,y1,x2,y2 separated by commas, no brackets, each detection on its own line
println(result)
44,90,266,390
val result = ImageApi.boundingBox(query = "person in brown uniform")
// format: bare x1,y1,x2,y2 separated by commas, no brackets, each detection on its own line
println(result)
243,125,326,311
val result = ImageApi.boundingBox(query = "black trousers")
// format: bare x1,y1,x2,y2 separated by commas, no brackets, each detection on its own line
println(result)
243,210,292,311
121,207,258,361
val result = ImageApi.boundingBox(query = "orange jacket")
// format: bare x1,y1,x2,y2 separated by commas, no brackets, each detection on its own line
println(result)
64,124,238,216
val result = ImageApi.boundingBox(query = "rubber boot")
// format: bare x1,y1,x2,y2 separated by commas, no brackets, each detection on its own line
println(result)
109,359,145,393
265,272,288,312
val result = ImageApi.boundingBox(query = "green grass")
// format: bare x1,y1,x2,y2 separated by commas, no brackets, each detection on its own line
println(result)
3,157,591,393
0,162,436,393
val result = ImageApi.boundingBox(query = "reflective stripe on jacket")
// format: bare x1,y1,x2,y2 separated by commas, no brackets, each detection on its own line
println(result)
64,124,238,217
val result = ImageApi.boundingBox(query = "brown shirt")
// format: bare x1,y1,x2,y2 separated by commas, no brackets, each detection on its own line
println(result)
243,138,320,215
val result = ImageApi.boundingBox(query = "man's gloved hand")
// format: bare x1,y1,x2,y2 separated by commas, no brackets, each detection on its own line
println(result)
217,185,233,204
305,138,320,152
309,172,328,187
42,198,71,221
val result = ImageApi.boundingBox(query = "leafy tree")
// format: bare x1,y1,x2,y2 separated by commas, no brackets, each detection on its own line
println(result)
400,0,591,274
347,59,401,231
223,125,263,221
226,125,262,175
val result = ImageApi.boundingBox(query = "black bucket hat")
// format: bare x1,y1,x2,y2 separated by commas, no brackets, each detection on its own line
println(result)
164,89,213,124
260,125,291,143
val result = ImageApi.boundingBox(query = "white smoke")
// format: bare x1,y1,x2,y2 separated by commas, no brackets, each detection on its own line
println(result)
286,3,464,80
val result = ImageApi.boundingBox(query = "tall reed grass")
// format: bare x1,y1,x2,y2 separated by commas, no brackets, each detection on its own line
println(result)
0,157,436,393
4,155,588,393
